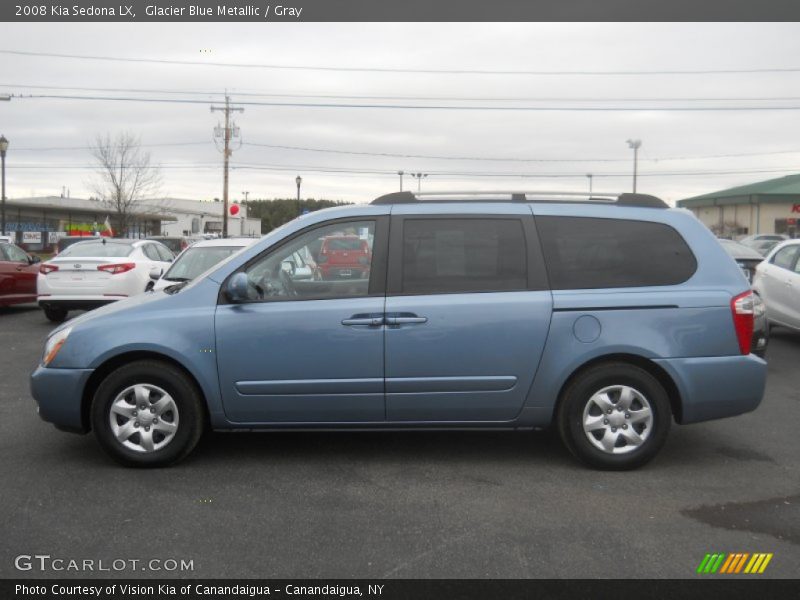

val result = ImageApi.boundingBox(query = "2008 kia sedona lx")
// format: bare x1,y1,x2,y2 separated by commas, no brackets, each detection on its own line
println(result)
30,191,768,469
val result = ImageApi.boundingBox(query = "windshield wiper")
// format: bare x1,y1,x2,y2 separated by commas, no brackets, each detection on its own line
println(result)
164,280,190,294
164,276,190,282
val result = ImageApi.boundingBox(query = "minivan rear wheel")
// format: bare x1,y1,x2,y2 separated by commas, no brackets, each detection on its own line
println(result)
557,362,671,470
91,360,205,467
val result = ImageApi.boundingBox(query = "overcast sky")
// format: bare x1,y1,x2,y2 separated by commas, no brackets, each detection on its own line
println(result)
2,22,800,205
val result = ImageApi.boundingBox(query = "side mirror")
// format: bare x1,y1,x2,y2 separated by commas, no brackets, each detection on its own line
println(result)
149,267,162,281
29,255,41,264
225,272,249,303
281,260,296,275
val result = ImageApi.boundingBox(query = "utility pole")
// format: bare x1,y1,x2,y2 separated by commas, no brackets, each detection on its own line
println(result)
626,139,641,193
586,173,593,196
397,170,404,191
242,191,250,202
211,96,243,238
0,135,8,235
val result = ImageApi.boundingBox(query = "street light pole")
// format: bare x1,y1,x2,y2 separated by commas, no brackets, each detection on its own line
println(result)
295,175,302,216
586,173,593,196
0,135,8,236
626,139,641,193
411,172,428,193
397,170,404,191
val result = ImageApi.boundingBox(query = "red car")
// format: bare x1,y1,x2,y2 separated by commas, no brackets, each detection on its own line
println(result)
0,242,41,307
317,235,371,280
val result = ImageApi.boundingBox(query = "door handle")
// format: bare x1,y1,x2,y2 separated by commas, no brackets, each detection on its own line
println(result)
385,315,428,325
342,316,384,326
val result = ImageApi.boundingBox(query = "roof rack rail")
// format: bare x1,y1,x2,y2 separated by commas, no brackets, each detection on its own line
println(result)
370,190,668,209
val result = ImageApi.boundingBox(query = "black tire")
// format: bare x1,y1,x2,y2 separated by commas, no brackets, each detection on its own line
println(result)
43,306,68,323
91,359,205,467
556,362,672,470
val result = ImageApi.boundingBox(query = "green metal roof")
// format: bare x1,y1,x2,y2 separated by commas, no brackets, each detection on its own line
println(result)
677,173,800,208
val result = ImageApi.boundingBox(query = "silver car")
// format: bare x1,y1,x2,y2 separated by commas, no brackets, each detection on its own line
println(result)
752,239,800,332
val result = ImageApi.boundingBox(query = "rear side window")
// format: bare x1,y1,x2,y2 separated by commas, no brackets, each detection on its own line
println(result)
401,218,527,294
536,216,697,290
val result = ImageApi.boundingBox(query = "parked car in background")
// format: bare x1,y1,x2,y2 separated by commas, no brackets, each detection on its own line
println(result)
0,242,40,307
752,239,800,332
317,234,371,280
718,239,764,283
146,235,191,255
37,238,174,322
148,237,257,292
31,191,767,470
739,233,788,249
751,239,782,257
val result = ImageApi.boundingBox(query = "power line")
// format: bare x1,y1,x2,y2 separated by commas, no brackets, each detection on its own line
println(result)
15,93,800,111
3,49,800,76
13,138,800,163
5,83,800,103
12,141,210,151
9,160,800,179
242,142,800,163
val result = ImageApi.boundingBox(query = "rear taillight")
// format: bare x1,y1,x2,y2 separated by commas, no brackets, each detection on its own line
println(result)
97,262,136,275
39,264,58,275
731,290,755,355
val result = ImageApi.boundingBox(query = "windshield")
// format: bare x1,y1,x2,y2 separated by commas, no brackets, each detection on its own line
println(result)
58,242,133,258
164,246,246,281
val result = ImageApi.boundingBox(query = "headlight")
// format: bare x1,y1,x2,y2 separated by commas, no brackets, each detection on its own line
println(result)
42,327,72,366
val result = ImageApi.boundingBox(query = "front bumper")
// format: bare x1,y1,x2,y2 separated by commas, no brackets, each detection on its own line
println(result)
30,364,94,433
653,354,767,424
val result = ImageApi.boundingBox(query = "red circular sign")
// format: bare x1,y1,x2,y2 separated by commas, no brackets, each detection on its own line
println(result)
230,204,240,216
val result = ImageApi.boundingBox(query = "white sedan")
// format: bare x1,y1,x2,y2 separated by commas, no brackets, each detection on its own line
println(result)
37,238,174,322
752,239,800,332
148,237,258,292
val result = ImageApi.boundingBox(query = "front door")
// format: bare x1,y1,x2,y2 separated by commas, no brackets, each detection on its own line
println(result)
215,217,389,423
384,212,553,422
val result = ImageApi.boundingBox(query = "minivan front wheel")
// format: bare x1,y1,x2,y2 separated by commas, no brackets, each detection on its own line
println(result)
91,360,205,467
557,362,671,470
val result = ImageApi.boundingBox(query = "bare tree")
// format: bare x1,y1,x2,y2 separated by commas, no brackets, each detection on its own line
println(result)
89,132,162,237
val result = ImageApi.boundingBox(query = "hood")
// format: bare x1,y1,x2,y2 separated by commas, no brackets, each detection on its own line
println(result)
49,289,173,336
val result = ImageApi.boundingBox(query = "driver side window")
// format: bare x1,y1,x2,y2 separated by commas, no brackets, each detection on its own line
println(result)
243,220,376,302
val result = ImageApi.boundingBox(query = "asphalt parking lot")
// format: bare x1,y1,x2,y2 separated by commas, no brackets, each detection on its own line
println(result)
1,303,798,579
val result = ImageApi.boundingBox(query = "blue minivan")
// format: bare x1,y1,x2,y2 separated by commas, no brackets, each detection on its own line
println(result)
30,191,768,469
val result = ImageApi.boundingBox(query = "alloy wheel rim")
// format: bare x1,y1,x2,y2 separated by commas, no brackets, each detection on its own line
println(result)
581,384,653,455
108,383,179,453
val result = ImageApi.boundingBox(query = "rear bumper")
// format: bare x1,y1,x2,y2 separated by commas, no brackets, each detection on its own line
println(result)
653,354,767,424
38,297,118,311
30,364,94,433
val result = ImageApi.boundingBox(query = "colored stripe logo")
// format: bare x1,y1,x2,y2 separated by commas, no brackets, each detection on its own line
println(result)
696,553,773,574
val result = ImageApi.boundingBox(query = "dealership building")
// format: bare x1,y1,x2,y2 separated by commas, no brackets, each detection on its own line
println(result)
677,173,800,238
1,195,262,252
